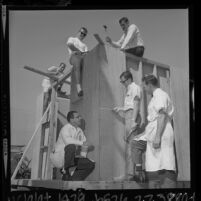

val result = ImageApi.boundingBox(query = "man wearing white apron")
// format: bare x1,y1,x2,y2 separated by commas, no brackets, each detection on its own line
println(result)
134,74,176,188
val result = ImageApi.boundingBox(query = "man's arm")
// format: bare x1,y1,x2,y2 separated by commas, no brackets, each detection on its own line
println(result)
106,35,124,48
131,96,141,126
67,43,82,52
153,110,167,149
121,25,136,50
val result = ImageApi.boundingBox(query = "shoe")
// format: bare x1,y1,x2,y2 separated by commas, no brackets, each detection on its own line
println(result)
77,90,84,97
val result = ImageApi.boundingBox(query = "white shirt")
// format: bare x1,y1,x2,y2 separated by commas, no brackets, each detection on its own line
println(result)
41,66,64,92
124,82,141,111
117,24,144,49
50,123,86,168
42,77,51,92
66,37,88,56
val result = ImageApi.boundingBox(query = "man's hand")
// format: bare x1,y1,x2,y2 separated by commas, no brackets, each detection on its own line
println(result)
120,47,126,52
153,136,161,149
105,36,112,43
82,142,94,152
113,107,124,113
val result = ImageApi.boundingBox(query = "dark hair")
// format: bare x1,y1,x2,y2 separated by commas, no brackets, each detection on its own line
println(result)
142,74,158,86
119,17,129,24
120,70,133,81
67,111,77,122
80,27,88,34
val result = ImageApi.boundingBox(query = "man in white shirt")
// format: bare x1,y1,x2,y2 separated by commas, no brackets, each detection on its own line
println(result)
134,74,176,188
113,70,146,182
105,17,144,57
42,62,66,113
66,27,88,97
50,111,95,181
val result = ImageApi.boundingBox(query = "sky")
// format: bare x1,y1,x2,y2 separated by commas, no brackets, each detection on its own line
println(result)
8,9,189,146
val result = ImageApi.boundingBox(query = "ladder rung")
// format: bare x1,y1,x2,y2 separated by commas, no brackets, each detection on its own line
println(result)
56,94,71,99
42,121,50,129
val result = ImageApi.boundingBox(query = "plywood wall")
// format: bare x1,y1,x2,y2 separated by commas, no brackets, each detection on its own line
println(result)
69,45,190,181
70,44,127,180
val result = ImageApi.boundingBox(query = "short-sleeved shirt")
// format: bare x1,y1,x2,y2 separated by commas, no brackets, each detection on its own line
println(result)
54,123,86,152
118,24,144,49
137,88,174,142
147,88,174,123
66,37,88,56
41,66,64,92
124,82,141,111
50,123,86,168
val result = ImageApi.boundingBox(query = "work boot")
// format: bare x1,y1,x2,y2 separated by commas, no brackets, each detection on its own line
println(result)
132,171,146,183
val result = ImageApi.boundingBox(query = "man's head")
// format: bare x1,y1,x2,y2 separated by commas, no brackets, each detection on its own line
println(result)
120,70,133,87
142,74,158,95
58,62,66,73
67,111,82,128
78,27,88,40
119,17,130,32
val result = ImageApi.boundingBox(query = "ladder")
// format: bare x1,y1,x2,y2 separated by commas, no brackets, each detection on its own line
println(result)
11,66,72,180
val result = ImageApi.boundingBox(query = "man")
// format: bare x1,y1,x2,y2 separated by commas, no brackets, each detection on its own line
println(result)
105,17,144,57
50,111,95,181
66,27,88,97
113,70,146,182
42,62,67,113
134,74,176,188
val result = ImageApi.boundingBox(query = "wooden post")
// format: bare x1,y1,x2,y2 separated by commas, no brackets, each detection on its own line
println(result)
44,87,58,179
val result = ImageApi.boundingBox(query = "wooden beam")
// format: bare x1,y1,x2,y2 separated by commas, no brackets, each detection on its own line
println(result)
93,34,104,45
52,67,72,88
125,53,170,71
24,66,71,85
45,88,57,179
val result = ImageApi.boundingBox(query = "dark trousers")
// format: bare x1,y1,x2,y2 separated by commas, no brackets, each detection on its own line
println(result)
131,140,146,165
125,46,145,57
64,144,95,181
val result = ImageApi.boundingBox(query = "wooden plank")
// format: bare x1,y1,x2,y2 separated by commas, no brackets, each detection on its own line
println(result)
52,68,72,87
11,179,190,190
44,88,57,179
24,65,71,85
99,46,126,180
70,44,102,180
170,67,190,181
125,52,170,71
93,34,104,45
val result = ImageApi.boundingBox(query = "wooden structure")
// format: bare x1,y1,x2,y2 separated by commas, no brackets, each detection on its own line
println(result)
70,39,190,182
11,34,190,189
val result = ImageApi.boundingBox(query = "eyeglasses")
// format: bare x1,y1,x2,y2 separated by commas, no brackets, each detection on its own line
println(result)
120,78,128,84
74,115,81,119
80,31,87,36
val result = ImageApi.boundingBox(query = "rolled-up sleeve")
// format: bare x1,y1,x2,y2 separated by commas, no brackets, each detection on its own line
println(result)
121,24,136,49
66,37,74,46
154,93,167,113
